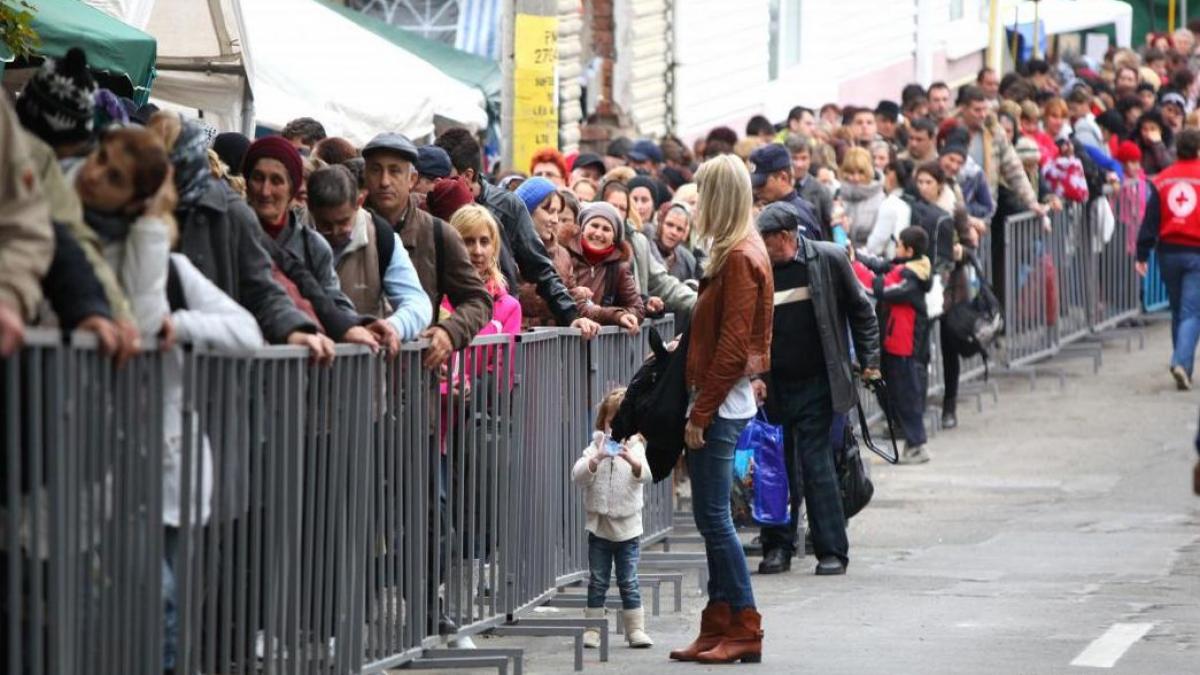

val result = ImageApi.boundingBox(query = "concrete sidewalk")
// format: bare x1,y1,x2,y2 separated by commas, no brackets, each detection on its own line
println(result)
423,321,1200,674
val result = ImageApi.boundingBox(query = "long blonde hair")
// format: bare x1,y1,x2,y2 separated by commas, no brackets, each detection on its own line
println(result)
693,154,754,277
449,204,507,290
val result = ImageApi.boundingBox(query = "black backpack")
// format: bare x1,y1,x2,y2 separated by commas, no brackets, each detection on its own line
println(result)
942,253,1003,366
611,326,690,484
905,196,956,270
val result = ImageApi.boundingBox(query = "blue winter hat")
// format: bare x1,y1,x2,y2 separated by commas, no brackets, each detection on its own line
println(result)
514,176,559,215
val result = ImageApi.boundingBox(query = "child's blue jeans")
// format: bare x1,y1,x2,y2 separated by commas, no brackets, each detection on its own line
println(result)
586,533,641,610
880,353,928,446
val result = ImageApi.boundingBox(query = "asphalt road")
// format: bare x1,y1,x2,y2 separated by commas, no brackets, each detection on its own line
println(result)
440,320,1200,675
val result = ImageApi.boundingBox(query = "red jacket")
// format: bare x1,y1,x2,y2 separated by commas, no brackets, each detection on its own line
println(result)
1151,159,1200,249
853,255,932,358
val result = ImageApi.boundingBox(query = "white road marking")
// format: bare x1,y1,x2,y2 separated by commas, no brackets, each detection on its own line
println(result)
1070,622,1155,668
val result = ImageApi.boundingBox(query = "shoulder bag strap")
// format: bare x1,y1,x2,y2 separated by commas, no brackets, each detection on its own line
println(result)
859,381,900,464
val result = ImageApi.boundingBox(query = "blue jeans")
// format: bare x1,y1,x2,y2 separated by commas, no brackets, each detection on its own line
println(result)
761,375,848,563
162,527,179,670
1159,248,1200,376
687,415,756,611
587,533,641,609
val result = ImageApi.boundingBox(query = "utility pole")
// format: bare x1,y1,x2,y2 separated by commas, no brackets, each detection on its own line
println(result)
501,0,559,172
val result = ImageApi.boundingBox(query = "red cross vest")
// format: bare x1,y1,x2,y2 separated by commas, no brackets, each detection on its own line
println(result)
1152,159,1200,248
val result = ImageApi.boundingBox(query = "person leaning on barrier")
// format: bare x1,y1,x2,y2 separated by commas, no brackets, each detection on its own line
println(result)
305,164,432,346
752,202,881,577
67,126,175,351
153,114,386,359
956,86,1045,219
23,120,139,361
434,128,601,339
241,136,355,313
150,113,335,363
1136,127,1200,391
362,132,493,367
159,250,265,670
39,222,116,345
623,212,697,323
565,202,645,335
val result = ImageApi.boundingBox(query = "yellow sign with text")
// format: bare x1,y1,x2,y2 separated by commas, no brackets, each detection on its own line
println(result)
512,14,558,170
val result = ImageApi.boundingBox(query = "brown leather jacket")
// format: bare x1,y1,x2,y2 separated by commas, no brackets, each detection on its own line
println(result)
686,232,774,428
565,238,645,326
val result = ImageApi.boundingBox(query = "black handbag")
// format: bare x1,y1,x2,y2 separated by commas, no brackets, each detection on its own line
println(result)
610,326,690,483
836,419,874,519
836,381,901,518
942,253,1003,365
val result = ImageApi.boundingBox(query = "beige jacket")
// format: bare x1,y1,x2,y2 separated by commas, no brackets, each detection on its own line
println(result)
0,97,53,320
571,433,652,542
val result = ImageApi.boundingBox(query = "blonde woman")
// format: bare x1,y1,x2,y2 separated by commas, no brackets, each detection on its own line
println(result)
446,205,522,339
670,155,773,665
834,146,884,248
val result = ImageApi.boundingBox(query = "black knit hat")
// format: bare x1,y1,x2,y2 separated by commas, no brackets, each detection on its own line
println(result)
16,48,98,147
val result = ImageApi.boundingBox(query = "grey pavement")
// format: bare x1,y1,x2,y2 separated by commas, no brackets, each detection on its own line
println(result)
421,321,1200,675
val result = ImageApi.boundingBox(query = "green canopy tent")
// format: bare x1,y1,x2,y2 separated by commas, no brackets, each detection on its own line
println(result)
319,0,500,111
2,0,156,103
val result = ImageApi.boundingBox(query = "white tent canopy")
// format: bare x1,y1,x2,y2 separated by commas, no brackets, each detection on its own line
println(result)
86,0,487,142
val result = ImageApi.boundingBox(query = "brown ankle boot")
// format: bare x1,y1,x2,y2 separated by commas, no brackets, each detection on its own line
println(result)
668,601,731,661
695,607,763,664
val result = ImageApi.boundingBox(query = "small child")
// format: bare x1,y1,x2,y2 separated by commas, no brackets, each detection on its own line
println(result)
853,226,934,464
571,387,654,648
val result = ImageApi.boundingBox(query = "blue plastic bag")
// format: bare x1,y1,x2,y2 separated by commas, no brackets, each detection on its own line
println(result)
730,410,788,527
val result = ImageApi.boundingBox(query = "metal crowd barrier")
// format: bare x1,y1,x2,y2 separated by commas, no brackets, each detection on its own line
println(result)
3,329,165,675
999,195,1147,371
1003,210,1058,368
1091,198,1142,332
4,317,678,674
1052,203,1094,344
855,193,1157,429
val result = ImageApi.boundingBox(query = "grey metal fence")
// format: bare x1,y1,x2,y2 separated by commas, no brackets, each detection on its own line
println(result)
1052,203,1094,345
7,195,1152,672
1003,210,1059,368
3,329,165,675
1091,196,1142,332
853,198,1150,428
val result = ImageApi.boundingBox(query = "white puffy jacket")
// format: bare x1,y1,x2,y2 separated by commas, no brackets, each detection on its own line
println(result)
571,432,653,542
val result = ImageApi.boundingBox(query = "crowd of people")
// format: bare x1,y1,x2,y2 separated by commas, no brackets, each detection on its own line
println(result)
5,25,1200,669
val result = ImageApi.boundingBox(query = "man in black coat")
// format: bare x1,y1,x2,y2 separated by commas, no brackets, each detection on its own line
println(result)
752,202,881,577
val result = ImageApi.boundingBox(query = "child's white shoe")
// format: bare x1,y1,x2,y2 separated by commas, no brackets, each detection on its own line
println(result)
623,607,653,648
583,607,605,648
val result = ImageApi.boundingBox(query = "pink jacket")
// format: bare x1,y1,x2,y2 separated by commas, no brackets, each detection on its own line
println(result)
438,282,522,454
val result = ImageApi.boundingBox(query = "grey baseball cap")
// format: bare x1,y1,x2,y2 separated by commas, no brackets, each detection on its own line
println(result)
362,132,419,162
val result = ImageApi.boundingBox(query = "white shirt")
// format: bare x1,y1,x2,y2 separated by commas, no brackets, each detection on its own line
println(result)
718,376,757,420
